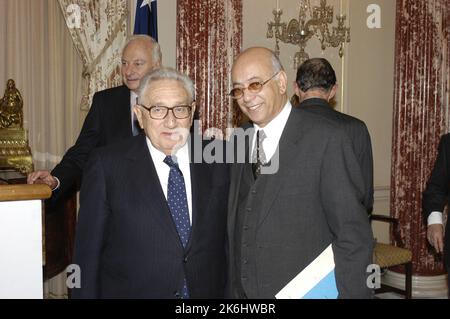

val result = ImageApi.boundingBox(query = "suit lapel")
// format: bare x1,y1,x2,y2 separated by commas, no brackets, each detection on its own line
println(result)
227,129,253,246
127,135,183,248
257,109,307,227
184,135,208,251
187,160,211,252
116,86,133,138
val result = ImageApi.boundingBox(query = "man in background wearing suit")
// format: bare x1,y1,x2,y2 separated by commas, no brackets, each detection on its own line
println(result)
227,47,374,298
294,58,374,213
72,68,229,298
423,133,450,290
27,35,161,199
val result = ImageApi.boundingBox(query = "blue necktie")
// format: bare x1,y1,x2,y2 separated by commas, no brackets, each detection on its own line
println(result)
164,155,190,298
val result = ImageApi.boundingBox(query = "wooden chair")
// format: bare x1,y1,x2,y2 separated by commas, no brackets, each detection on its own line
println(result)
370,214,413,299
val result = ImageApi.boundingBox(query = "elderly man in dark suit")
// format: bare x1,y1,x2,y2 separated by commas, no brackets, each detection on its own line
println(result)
71,68,229,298
423,133,450,290
227,47,374,299
27,35,161,199
294,58,374,213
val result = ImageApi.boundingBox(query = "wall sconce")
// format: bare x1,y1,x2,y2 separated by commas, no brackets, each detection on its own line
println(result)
267,0,350,69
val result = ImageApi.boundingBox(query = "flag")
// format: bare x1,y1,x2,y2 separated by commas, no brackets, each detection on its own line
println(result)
134,0,158,41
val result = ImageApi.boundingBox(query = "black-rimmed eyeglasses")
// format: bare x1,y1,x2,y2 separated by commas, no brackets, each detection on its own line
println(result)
229,71,280,99
139,105,192,119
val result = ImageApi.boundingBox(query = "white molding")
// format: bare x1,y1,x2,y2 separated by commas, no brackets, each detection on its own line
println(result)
374,185,390,202
382,270,449,299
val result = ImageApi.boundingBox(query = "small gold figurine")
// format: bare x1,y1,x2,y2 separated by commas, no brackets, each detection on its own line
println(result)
0,79,33,174
0,79,24,129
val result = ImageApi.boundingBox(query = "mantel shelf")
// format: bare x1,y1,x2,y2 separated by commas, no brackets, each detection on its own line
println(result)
0,184,51,202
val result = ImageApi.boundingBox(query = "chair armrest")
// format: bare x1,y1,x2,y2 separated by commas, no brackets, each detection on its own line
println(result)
370,214,398,225
370,214,406,248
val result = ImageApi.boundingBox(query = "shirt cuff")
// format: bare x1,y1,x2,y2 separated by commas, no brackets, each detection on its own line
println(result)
427,211,443,225
52,176,60,191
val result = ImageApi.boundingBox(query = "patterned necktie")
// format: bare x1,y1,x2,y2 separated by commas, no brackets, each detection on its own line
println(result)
164,155,190,298
252,130,267,179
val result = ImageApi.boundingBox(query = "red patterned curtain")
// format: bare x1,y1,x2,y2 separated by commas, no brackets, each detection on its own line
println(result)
391,0,450,275
177,0,243,136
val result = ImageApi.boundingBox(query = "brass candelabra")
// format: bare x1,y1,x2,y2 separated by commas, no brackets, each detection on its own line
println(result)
267,0,350,69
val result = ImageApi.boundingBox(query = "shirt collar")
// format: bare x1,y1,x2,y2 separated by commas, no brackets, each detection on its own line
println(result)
253,100,292,138
146,136,190,165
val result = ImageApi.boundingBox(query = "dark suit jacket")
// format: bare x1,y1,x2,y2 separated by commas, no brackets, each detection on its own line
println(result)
52,85,134,198
423,133,450,268
227,107,374,298
71,134,229,298
299,98,374,213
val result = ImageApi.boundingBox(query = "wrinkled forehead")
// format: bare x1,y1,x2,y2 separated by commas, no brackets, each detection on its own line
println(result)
143,79,190,104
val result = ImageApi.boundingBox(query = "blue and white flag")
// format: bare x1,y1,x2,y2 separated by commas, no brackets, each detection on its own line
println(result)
134,0,158,41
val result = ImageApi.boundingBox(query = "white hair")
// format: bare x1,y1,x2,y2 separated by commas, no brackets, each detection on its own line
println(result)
123,35,162,65
138,67,195,104
271,53,284,74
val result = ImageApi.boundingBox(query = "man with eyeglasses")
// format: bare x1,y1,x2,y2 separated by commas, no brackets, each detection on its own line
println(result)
72,67,229,298
227,47,374,299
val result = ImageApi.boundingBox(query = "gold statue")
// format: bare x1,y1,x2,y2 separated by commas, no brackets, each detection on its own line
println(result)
0,79,33,174
0,79,24,129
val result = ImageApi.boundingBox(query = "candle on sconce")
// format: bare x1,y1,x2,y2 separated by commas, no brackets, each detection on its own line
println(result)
276,0,279,11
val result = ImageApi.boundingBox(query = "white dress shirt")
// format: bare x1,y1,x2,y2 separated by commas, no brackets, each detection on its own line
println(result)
252,101,292,162
428,211,443,226
146,137,193,224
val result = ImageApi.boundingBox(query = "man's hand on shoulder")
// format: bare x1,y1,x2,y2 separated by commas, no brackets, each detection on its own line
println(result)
27,170,58,190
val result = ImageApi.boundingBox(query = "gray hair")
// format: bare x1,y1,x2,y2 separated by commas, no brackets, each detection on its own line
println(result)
138,67,196,104
124,35,162,65
271,52,284,74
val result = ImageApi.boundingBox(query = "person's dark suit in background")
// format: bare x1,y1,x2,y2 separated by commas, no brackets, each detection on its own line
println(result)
294,58,374,213
227,47,374,299
27,35,161,199
72,68,229,298
423,133,450,289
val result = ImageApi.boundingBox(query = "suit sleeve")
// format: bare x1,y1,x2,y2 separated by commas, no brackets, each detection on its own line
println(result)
423,134,450,217
71,149,110,299
51,92,104,198
357,123,374,214
320,129,374,299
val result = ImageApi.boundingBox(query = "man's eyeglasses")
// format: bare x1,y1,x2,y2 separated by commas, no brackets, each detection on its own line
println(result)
229,71,280,100
140,105,192,119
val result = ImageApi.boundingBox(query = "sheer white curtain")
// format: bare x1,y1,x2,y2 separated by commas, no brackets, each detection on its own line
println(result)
0,0,83,298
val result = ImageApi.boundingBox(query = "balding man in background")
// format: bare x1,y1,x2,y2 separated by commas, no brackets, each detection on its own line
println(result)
28,35,161,199
294,58,374,213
